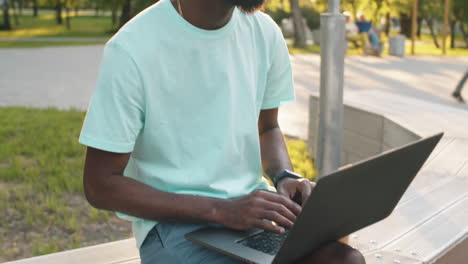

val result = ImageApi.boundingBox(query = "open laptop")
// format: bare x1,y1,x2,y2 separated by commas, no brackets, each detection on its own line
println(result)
186,133,444,264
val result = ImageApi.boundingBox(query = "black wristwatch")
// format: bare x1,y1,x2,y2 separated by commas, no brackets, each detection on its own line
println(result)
273,169,303,188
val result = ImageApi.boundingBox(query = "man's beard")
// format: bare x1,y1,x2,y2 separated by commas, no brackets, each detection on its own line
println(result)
227,0,265,13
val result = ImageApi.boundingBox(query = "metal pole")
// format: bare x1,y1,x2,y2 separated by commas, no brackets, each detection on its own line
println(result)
442,0,449,55
411,0,418,55
316,0,345,178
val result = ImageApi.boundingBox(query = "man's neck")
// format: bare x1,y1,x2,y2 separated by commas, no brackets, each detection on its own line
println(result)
170,0,235,30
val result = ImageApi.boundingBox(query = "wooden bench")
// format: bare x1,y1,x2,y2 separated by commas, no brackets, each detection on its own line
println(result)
2,239,140,264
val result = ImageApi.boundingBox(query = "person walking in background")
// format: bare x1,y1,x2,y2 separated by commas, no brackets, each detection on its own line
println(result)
452,70,467,103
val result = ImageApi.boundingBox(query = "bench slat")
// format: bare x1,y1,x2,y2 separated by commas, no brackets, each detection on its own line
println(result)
3,239,139,264
381,195,468,262
349,170,468,254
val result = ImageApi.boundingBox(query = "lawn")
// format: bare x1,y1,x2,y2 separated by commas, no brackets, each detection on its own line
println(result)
0,13,114,38
287,34,468,56
0,107,316,262
0,41,106,48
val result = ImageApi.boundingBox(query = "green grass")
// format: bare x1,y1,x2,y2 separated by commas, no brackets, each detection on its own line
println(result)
0,14,114,38
0,107,124,261
0,107,316,261
287,34,468,56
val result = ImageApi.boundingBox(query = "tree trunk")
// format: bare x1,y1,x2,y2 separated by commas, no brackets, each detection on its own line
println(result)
399,13,411,38
75,7,79,17
289,0,307,48
424,17,440,48
1,0,12,30
32,0,38,17
416,16,423,38
19,0,23,15
460,23,468,47
450,19,456,49
384,12,390,36
11,0,19,26
351,1,357,20
112,4,118,26
56,3,63,24
119,0,133,29
66,7,71,30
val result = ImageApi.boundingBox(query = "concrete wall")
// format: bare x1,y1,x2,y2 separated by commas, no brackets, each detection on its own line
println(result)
308,95,420,167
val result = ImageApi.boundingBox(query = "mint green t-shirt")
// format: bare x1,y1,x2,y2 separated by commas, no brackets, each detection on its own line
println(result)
79,0,295,248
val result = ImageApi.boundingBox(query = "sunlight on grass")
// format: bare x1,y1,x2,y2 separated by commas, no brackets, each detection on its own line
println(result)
0,41,106,48
287,34,468,56
0,14,114,38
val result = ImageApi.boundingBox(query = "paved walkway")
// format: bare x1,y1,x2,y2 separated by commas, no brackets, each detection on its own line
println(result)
0,45,467,139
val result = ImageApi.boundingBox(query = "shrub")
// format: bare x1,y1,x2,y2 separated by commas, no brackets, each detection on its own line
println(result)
265,8,291,26
301,6,321,31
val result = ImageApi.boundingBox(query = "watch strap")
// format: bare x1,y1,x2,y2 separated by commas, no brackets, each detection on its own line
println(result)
273,170,302,188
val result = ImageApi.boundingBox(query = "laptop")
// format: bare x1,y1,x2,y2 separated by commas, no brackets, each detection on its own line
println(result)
186,133,444,264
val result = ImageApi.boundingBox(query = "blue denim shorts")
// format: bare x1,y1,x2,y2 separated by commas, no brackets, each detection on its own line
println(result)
139,222,243,264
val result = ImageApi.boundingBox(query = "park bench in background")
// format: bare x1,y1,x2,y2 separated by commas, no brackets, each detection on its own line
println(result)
4,90,467,264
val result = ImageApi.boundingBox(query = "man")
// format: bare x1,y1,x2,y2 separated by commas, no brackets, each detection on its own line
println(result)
343,11,359,49
355,13,380,55
80,0,366,263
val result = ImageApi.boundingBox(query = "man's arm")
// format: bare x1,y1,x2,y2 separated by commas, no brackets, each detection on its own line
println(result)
83,147,301,233
258,108,315,204
258,109,294,177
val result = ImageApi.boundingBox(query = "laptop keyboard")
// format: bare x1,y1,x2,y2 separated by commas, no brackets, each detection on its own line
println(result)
239,230,289,256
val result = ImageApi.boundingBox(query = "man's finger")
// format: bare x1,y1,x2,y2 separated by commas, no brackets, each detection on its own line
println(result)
260,209,294,229
300,180,313,205
277,186,290,197
259,199,296,223
253,219,285,234
258,190,302,215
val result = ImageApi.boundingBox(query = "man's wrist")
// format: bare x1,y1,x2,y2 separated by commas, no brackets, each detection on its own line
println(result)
210,198,227,225
273,169,303,188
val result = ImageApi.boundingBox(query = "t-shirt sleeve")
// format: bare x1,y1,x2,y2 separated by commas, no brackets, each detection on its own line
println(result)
79,41,145,153
261,27,295,110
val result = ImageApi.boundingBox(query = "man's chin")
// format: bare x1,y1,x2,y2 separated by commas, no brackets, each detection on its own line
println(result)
227,0,266,14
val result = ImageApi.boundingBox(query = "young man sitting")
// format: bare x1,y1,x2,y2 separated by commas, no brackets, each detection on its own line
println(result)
80,0,366,263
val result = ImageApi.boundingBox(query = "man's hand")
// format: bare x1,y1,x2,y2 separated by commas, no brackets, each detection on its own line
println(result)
277,178,316,206
216,190,302,234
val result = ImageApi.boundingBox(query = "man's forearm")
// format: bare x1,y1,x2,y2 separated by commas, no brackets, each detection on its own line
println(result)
85,173,223,224
259,126,293,179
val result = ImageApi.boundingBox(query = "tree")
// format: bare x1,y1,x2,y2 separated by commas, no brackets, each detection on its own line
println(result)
453,0,468,47
55,0,63,24
32,0,38,16
289,0,307,48
1,0,12,30
118,0,157,29
119,0,132,28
